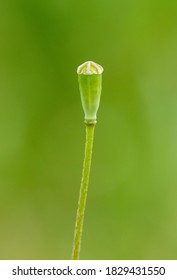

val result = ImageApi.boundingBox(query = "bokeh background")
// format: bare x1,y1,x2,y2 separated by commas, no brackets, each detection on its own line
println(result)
0,0,177,259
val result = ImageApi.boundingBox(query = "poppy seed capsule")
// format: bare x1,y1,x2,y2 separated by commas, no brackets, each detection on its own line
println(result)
77,61,104,124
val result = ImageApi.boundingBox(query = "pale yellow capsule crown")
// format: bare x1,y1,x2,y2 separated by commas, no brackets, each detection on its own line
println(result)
77,61,104,75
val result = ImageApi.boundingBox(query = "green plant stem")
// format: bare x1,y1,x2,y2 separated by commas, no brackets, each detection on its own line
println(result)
72,123,95,260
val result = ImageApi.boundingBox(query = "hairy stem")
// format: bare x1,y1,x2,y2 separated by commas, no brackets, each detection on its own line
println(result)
72,124,95,260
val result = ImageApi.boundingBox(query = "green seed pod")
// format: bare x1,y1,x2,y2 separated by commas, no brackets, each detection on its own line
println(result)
77,61,104,124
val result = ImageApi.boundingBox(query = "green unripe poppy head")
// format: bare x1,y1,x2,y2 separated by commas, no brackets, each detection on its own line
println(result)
77,61,104,124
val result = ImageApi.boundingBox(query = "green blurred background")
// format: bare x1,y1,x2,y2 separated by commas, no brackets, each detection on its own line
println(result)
0,0,177,259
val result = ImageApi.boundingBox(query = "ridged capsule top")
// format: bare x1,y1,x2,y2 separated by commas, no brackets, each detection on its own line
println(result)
77,61,104,75
77,61,104,124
